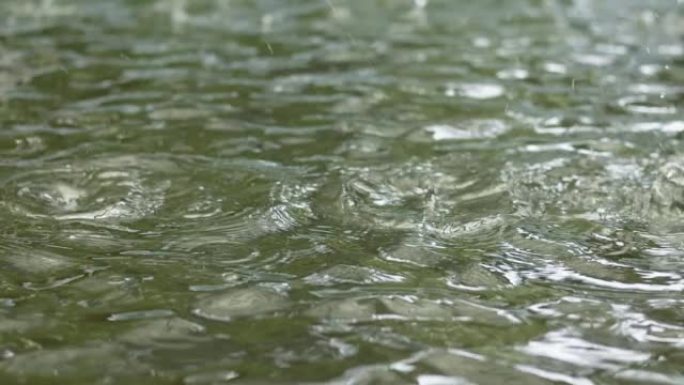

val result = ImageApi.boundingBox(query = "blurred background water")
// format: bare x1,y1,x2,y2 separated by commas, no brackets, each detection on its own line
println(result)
0,0,683,384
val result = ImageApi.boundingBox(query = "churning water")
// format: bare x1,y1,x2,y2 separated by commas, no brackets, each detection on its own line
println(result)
0,0,683,384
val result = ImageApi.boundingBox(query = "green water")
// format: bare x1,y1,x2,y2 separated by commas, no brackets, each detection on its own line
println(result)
1,0,684,384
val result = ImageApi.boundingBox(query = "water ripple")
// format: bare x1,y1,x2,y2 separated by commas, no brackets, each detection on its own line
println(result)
1,0,683,384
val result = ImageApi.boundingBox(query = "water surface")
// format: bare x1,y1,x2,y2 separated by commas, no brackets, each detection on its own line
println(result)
1,0,683,384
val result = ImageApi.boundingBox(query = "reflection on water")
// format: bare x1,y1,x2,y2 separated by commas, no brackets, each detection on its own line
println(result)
0,0,683,383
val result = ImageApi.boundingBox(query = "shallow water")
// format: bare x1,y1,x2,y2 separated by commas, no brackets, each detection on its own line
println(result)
1,0,683,384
